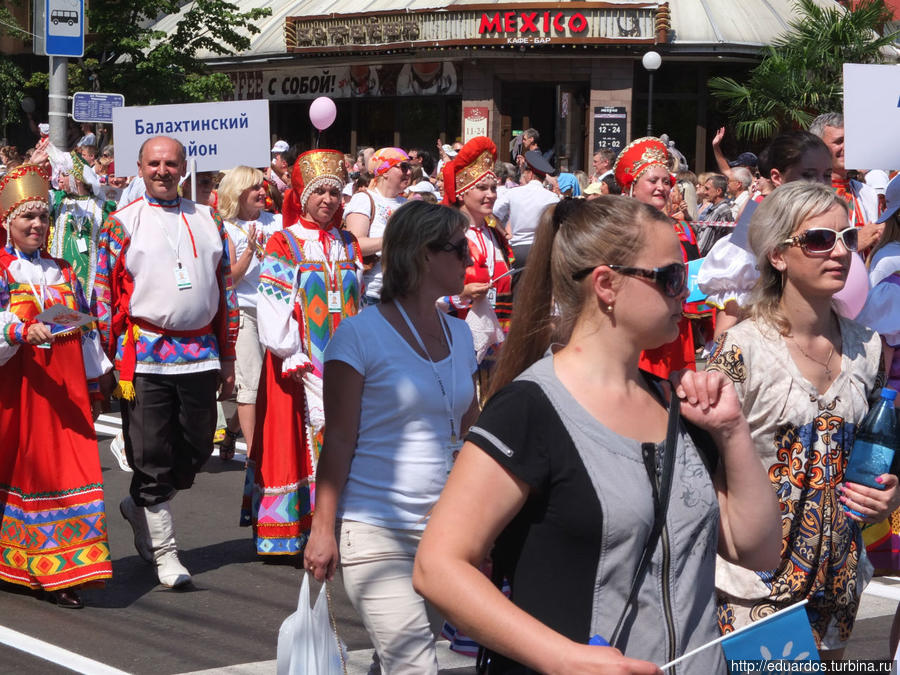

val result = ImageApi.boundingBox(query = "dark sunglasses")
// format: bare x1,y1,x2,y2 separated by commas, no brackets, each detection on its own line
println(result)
397,162,411,174
431,238,469,260
572,262,687,298
782,227,858,254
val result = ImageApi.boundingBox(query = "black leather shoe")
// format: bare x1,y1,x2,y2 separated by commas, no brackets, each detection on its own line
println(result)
50,589,84,609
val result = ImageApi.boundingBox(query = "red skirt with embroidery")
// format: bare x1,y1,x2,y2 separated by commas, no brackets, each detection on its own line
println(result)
0,332,112,591
240,350,313,555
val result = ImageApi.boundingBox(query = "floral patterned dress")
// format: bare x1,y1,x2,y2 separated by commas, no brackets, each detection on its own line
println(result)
707,316,882,650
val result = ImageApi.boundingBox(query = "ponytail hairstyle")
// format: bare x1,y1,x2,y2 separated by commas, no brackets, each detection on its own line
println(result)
487,196,669,398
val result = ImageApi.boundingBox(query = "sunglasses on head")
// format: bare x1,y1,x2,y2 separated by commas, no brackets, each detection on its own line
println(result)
572,262,687,297
431,237,469,260
782,227,858,254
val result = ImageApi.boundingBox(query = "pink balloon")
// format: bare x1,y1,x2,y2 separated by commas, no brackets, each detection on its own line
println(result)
309,97,337,131
833,252,869,319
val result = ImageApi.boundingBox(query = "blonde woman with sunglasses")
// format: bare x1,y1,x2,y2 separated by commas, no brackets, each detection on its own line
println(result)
708,181,900,659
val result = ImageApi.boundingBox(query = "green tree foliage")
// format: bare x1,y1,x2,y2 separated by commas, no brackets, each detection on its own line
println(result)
708,0,898,142
0,2,28,133
27,0,271,105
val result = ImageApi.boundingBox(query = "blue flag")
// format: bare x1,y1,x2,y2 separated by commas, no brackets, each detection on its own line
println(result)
721,602,819,663
686,257,708,304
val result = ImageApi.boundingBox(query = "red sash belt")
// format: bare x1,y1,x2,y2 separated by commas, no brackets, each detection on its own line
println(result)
114,317,213,401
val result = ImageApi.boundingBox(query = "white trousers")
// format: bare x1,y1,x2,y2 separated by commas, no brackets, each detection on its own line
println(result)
338,519,440,675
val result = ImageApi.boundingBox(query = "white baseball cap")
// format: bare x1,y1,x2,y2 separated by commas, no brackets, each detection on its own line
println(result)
866,169,890,196
877,173,900,224
271,140,289,154
407,181,437,194
441,144,457,158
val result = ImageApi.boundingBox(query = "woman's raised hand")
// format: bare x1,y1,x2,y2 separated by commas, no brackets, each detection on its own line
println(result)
461,282,490,303
671,369,743,437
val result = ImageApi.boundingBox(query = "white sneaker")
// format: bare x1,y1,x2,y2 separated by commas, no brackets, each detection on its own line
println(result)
109,433,132,472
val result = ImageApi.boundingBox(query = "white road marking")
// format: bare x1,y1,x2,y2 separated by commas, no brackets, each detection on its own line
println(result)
0,624,131,675
175,640,476,674
94,414,247,459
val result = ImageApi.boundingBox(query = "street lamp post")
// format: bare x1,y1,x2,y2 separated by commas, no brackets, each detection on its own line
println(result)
642,51,662,137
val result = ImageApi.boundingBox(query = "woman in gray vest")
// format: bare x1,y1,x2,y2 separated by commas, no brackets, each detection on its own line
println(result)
414,196,781,673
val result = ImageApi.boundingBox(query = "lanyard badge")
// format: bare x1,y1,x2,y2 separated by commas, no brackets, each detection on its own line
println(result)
174,263,192,291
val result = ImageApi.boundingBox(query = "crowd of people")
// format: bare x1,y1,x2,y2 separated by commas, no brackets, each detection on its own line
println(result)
1,110,900,674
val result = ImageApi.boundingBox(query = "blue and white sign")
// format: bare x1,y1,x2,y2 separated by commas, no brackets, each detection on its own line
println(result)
45,0,84,58
111,99,270,175
72,92,124,123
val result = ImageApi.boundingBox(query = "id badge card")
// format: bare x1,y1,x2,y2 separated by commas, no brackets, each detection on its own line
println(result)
174,265,192,291
327,290,342,312
445,436,464,475
76,238,89,254
486,287,497,309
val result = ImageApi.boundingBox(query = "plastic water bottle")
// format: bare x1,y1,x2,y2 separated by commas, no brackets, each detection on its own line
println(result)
843,388,898,515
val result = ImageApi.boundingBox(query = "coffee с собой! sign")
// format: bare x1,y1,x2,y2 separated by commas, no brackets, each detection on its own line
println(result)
285,3,668,53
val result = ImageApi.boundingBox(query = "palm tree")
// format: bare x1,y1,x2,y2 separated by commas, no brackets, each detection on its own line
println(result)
708,0,898,142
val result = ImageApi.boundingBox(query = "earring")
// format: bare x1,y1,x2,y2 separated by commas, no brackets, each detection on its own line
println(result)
605,303,614,313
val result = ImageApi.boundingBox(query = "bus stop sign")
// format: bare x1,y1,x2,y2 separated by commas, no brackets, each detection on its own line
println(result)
45,0,85,58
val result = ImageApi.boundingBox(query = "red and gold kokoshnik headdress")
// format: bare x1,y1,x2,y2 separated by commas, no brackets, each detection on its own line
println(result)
294,149,347,210
442,136,497,205
0,164,49,225
613,136,670,191
281,149,348,227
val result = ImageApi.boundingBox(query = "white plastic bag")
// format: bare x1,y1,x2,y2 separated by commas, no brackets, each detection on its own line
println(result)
277,573,346,675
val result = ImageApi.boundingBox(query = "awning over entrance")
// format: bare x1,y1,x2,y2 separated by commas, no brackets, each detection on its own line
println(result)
149,0,846,64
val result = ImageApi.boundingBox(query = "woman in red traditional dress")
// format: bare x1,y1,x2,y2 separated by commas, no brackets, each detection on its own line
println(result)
241,150,362,557
441,136,514,398
613,136,700,378
0,165,113,608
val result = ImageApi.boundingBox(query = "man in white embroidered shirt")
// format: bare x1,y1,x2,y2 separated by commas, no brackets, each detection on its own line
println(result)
94,136,238,589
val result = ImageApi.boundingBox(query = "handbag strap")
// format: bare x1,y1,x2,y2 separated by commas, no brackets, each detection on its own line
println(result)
609,392,680,648
325,582,348,675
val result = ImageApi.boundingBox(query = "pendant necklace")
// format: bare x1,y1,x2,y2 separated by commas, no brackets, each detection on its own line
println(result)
792,337,835,380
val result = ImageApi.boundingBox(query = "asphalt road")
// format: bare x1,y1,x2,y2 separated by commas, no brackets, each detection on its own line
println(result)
0,411,474,675
1,411,897,674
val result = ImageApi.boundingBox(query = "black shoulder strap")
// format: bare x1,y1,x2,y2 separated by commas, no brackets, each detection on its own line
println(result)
640,370,719,475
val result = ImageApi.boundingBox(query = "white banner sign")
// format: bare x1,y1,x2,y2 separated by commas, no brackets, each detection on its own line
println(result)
227,63,459,101
843,63,900,171
111,99,270,175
